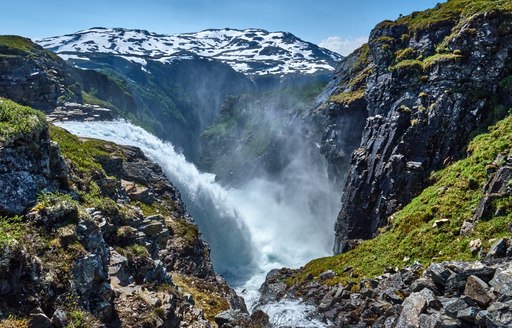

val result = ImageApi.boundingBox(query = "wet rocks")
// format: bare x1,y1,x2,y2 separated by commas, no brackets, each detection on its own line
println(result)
259,255,512,327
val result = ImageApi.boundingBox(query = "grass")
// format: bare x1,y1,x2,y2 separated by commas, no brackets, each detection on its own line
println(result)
287,111,512,287
0,98,46,144
81,91,116,110
0,216,25,248
397,0,512,33
0,35,40,57
330,89,365,106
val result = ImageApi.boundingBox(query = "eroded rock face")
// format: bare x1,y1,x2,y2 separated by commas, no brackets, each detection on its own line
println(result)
324,10,512,253
0,37,81,112
0,124,66,215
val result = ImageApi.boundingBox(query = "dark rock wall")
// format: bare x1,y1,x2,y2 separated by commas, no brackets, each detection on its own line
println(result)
319,11,512,253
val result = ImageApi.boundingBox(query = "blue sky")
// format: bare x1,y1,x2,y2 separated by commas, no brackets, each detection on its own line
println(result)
2,0,440,55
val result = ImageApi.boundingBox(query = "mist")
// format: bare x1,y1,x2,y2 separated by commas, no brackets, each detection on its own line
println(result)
57,108,339,316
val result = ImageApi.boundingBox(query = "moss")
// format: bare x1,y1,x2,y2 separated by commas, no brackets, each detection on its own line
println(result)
390,59,423,72
422,53,463,69
0,316,29,328
287,111,512,287
397,0,512,33
116,244,150,259
0,216,25,248
330,89,365,106
395,47,417,62
169,219,199,248
0,98,46,144
172,273,230,323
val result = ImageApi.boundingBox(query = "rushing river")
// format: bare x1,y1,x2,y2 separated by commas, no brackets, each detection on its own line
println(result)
57,120,338,327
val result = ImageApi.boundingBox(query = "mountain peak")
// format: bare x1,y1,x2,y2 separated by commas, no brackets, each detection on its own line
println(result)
35,27,342,76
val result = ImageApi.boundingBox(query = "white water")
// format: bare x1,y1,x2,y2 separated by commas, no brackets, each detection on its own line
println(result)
57,120,338,326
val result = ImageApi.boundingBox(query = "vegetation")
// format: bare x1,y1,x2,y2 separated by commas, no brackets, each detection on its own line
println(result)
287,111,512,286
0,216,25,248
172,273,230,322
397,0,512,33
0,98,46,144
0,35,41,57
330,89,365,106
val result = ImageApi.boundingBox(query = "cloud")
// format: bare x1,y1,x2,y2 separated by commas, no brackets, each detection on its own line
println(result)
319,36,368,56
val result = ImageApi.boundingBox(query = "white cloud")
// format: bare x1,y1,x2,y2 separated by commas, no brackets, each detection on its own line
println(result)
319,36,368,56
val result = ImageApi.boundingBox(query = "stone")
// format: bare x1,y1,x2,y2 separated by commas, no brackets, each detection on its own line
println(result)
432,219,449,228
460,220,474,236
250,310,269,327
490,264,512,297
29,308,52,328
469,239,482,255
442,297,468,315
51,308,69,328
395,292,428,328
214,309,249,327
426,263,453,287
464,275,493,307
457,307,479,324
486,238,508,259
319,269,336,280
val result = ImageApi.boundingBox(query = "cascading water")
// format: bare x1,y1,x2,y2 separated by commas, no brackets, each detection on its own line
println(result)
56,120,339,327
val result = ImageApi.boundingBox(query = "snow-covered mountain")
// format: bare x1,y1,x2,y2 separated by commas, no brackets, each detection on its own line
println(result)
36,27,342,76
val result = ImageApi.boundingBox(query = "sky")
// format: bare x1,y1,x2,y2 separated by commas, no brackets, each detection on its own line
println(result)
2,0,440,55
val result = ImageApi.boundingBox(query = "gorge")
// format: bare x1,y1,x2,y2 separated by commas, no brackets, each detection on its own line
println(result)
0,0,512,327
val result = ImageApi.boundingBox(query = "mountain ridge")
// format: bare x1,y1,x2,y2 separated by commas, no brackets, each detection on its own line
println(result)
36,27,343,76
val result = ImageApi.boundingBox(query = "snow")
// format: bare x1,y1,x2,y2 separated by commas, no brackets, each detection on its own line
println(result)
35,27,343,76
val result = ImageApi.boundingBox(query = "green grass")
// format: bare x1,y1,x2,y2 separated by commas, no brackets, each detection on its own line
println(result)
0,35,40,57
398,0,512,33
0,216,25,248
0,98,46,144
81,91,116,110
288,111,512,287
330,89,365,106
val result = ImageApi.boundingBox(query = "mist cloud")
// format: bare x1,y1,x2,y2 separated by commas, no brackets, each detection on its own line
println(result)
319,36,368,56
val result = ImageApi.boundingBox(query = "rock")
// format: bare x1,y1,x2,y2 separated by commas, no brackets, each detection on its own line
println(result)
486,238,508,259
457,307,479,324
50,308,69,328
250,310,269,327
396,291,428,328
319,269,336,280
490,263,512,296
460,221,474,236
442,297,469,316
426,263,453,287
432,219,449,228
470,239,482,255
214,309,250,327
29,308,52,328
464,275,493,307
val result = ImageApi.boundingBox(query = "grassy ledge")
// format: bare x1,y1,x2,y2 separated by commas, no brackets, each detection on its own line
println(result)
0,98,46,144
288,111,512,287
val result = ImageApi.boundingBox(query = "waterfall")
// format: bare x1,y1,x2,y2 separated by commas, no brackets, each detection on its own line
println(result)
56,120,338,326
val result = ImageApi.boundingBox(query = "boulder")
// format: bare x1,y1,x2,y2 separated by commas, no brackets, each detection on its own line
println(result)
464,275,493,307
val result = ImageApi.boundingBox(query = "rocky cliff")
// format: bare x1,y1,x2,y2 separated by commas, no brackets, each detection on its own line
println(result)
309,0,512,253
0,36,82,111
0,98,254,327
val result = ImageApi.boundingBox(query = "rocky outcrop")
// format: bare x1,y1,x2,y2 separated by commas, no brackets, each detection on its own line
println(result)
0,101,246,327
0,36,81,111
0,99,66,215
317,7,512,253
258,247,512,327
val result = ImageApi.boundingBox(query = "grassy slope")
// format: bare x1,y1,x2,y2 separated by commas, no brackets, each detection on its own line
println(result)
292,0,512,287
289,109,512,286
0,98,46,144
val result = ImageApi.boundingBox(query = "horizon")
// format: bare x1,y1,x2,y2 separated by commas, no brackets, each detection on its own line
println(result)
2,0,441,55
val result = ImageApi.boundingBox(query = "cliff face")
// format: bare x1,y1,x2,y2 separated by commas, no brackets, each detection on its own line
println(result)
315,3,512,253
0,99,246,327
0,36,82,111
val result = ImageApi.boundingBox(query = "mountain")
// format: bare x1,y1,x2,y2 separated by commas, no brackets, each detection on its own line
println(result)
36,27,342,76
